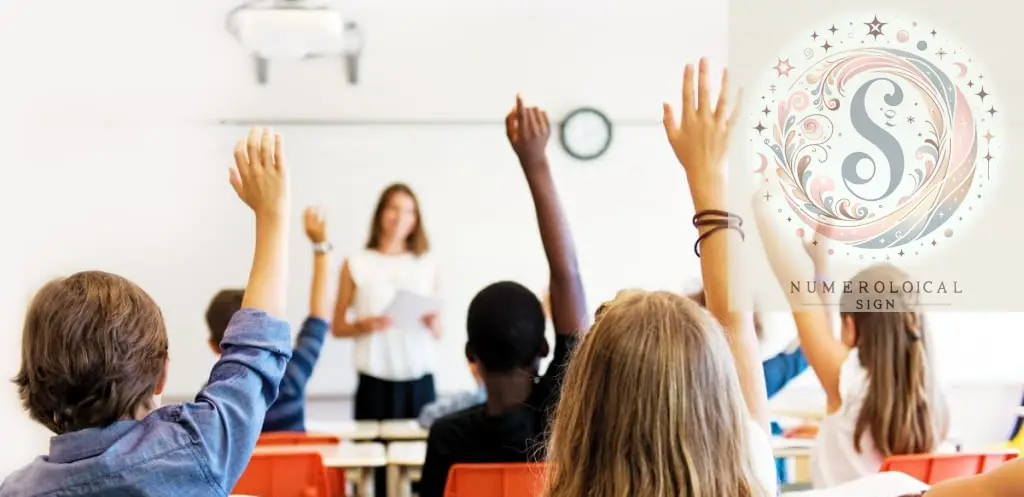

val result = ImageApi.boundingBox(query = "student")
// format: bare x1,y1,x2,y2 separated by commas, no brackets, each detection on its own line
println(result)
417,96,589,497
418,289,550,430
1,129,292,496
544,58,776,497
205,206,333,432
755,212,949,487
688,288,808,484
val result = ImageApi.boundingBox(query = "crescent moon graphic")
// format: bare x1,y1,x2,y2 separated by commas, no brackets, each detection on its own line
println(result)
754,153,767,173
953,62,968,78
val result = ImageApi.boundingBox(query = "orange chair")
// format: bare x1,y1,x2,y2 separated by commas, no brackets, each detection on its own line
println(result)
443,463,546,497
234,452,333,497
880,451,1018,484
257,432,341,446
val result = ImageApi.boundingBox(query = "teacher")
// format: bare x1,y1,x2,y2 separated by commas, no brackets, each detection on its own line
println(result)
332,182,440,421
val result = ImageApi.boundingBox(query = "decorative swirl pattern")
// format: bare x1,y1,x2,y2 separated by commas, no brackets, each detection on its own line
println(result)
759,45,983,251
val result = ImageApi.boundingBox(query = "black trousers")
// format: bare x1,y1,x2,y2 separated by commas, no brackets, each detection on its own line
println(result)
355,373,436,497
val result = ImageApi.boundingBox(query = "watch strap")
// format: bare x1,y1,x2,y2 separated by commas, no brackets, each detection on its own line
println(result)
312,241,333,254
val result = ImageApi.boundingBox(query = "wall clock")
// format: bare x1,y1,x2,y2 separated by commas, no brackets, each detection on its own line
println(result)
559,107,613,161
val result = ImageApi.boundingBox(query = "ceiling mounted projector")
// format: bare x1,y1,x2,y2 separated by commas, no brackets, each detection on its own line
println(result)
226,0,364,85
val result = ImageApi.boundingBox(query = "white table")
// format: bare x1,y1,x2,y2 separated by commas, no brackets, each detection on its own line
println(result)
306,420,382,441
772,437,815,483
254,442,387,497
386,441,427,497
380,419,429,441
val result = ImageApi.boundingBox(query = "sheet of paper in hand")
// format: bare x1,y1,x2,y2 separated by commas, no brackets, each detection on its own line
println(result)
383,290,442,331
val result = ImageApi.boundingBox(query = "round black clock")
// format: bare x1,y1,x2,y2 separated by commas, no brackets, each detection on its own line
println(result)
559,107,613,161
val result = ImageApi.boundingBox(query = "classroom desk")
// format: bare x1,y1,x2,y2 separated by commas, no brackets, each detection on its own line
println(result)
772,437,814,483
306,420,381,441
386,441,427,497
254,442,387,497
379,419,430,441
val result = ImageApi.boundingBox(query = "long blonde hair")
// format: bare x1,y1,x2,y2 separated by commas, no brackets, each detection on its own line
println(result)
839,265,940,456
544,290,767,497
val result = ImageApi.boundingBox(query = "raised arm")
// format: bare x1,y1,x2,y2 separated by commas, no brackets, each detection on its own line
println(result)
305,206,332,321
662,58,769,430
505,96,588,337
190,128,293,490
752,196,847,411
925,456,1024,497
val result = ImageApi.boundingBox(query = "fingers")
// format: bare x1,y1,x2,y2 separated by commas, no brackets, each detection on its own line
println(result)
682,64,695,118
505,109,517,140
228,167,243,198
273,133,284,171
526,107,542,135
246,127,261,168
662,102,677,135
515,93,526,123
539,110,550,136
714,68,730,121
728,89,744,129
260,128,273,170
697,57,710,115
233,139,249,177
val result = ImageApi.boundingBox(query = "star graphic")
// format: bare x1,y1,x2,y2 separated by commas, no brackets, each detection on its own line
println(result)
930,29,937,36
984,151,993,163
786,217,792,222
984,131,994,143
811,31,819,40
976,87,989,101
959,217,963,221
829,24,838,35
821,41,832,52
885,254,891,261
773,58,794,77
935,49,947,59
980,74,984,79
762,106,771,116
865,16,886,40
988,106,997,117
754,122,766,134
763,191,772,201
932,240,937,246
907,116,915,124
769,84,777,93
898,249,906,257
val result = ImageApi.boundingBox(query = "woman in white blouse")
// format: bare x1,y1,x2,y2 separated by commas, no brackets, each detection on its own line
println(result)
332,183,441,421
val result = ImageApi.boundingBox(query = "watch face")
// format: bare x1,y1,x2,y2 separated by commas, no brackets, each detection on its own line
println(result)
560,108,612,160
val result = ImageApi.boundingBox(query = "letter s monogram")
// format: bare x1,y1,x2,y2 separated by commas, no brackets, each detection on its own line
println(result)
841,78,905,202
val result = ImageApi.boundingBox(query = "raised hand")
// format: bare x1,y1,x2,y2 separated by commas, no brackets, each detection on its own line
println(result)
304,206,327,243
662,57,740,182
505,95,551,167
230,127,289,220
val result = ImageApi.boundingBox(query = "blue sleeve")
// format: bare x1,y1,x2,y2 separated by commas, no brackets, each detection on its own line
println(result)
176,309,292,493
275,317,328,406
762,347,808,398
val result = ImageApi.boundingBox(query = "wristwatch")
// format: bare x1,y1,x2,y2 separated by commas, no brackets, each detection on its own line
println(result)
312,241,333,255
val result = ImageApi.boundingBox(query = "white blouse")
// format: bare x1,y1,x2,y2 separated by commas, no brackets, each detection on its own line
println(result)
748,420,781,497
810,348,948,488
347,249,439,381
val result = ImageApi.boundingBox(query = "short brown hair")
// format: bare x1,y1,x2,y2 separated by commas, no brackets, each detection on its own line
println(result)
206,289,244,346
365,183,429,256
14,271,169,434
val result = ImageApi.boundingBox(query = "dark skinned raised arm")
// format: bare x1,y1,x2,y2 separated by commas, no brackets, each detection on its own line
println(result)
506,96,588,336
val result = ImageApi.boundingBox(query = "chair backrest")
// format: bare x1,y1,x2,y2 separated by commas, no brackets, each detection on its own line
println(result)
233,452,332,497
443,463,546,497
257,432,342,446
880,451,1018,484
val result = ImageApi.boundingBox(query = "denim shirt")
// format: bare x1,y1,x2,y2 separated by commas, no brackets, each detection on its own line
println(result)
0,309,292,497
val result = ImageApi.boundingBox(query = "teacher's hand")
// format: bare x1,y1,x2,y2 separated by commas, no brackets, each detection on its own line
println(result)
354,316,391,335
421,311,441,340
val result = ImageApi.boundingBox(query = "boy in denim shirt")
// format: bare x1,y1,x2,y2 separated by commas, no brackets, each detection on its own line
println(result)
1,128,293,496
205,206,333,433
